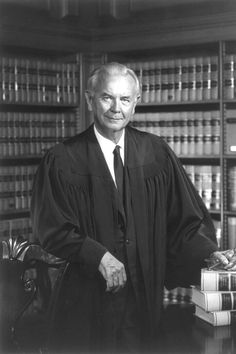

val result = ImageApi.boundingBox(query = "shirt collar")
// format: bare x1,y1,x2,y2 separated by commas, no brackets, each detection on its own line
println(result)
94,125,125,152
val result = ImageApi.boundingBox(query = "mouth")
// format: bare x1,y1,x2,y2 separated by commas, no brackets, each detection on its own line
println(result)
105,116,123,121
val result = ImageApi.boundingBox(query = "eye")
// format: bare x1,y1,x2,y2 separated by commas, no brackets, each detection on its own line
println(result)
101,95,112,102
121,97,130,103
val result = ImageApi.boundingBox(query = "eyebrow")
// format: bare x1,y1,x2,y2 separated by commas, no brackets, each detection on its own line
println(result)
100,92,132,98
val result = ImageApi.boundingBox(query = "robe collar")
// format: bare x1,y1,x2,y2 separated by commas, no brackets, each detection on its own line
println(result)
85,124,154,175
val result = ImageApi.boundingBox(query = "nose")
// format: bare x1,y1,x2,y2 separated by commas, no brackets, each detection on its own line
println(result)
110,98,121,113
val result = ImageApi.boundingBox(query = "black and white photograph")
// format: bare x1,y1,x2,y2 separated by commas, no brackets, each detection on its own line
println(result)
1,1,236,353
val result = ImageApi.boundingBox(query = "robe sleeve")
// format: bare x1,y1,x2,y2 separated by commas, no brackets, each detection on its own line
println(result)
30,147,107,270
164,146,218,289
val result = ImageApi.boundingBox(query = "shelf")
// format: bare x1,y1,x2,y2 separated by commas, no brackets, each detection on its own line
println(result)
224,100,236,105
178,155,220,161
137,100,220,108
0,157,42,165
0,209,30,221
209,210,221,215
0,102,79,111
224,210,236,216
225,118,236,123
223,154,236,159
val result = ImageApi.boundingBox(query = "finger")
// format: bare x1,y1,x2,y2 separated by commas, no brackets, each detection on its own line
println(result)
106,273,115,292
110,270,126,293
121,267,127,285
117,270,125,288
223,249,235,260
107,270,122,292
112,286,122,293
112,274,119,287
212,251,229,266
225,256,236,270
225,263,236,271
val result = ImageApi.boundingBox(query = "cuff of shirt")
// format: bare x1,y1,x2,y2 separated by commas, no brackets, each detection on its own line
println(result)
79,236,107,269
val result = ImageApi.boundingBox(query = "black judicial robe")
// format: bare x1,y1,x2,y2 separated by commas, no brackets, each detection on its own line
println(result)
31,124,218,348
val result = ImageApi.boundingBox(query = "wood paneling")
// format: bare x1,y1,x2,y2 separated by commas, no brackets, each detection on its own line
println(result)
0,0,236,53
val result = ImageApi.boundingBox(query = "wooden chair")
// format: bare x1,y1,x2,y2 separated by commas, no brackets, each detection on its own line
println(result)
0,236,67,353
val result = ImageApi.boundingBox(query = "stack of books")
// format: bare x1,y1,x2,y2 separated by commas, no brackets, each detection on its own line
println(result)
192,268,236,326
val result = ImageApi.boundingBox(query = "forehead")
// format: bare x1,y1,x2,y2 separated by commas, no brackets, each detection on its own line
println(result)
96,73,137,96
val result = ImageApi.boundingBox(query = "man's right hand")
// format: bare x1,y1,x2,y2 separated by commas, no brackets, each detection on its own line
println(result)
98,251,127,293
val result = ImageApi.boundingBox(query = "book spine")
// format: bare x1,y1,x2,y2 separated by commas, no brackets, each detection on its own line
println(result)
213,311,236,326
224,54,235,100
205,292,236,311
149,61,155,103
189,57,196,101
142,62,149,103
155,61,161,103
201,271,236,291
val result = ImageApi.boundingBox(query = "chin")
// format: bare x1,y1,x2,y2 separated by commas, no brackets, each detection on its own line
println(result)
106,122,125,130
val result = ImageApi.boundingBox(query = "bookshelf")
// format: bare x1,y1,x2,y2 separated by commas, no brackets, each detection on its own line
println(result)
1,40,236,255
0,53,80,242
101,40,236,251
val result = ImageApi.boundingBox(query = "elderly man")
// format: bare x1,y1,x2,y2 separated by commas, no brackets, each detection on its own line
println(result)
31,62,234,353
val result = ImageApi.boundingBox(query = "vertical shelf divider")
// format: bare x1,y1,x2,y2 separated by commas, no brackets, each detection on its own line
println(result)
219,40,227,249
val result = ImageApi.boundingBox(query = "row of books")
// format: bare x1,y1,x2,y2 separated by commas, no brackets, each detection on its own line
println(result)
183,165,221,211
0,165,38,212
125,56,218,103
0,56,79,105
0,112,77,157
228,166,236,212
192,268,236,326
0,217,33,242
130,110,220,156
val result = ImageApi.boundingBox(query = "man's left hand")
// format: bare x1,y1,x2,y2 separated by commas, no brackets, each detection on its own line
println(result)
208,249,236,270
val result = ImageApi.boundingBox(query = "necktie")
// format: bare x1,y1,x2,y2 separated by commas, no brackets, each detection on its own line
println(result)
113,145,124,200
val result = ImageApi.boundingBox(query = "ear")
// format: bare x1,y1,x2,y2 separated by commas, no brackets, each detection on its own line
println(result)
132,95,140,114
136,94,141,103
85,90,94,112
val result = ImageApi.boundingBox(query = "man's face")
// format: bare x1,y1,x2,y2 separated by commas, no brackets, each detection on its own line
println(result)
86,73,139,140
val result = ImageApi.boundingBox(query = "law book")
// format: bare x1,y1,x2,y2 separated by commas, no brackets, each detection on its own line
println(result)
161,60,168,103
202,56,211,101
211,56,218,100
200,268,236,291
192,287,236,311
195,305,236,326
224,54,235,100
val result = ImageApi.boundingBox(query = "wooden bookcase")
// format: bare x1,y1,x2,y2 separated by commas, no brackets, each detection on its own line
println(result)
0,51,81,242
94,40,236,251
1,40,236,252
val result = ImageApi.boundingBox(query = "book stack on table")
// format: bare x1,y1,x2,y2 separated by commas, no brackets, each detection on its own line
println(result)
192,268,236,326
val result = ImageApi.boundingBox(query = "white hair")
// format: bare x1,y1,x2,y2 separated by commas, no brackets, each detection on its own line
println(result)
87,62,141,97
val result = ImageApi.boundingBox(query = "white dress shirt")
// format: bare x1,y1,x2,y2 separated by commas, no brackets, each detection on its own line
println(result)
94,125,125,186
